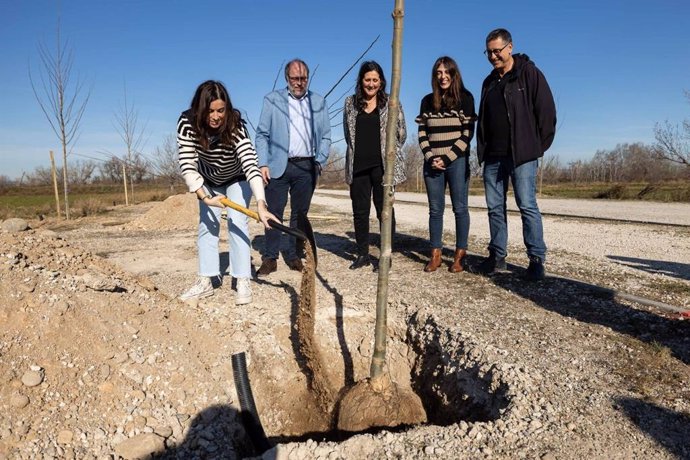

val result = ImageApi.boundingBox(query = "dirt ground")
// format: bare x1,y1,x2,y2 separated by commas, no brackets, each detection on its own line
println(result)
1,191,689,459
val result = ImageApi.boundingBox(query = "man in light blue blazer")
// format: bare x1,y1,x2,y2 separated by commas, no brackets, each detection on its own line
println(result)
255,59,331,275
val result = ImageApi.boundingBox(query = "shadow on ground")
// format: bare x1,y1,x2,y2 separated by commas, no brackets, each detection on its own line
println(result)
488,272,690,365
614,396,690,459
607,255,690,281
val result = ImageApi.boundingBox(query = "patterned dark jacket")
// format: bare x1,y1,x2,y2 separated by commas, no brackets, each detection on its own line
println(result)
343,95,407,186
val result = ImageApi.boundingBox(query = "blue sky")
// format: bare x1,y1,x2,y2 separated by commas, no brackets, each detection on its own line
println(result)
1,0,688,179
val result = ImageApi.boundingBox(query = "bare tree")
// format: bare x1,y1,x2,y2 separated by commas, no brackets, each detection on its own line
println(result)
29,24,90,219
370,0,404,379
319,147,346,187
654,91,689,167
68,160,98,184
151,135,183,191
400,142,423,192
114,84,149,202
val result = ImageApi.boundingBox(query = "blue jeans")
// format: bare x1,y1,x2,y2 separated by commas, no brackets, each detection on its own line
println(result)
423,156,470,249
263,158,317,261
198,181,252,278
482,156,546,260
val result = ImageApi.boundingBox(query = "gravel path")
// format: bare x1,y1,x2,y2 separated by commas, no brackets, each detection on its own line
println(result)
313,190,690,282
317,189,690,226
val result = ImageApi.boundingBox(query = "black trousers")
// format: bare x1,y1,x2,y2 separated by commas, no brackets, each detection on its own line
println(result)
264,158,317,261
349,165,396,255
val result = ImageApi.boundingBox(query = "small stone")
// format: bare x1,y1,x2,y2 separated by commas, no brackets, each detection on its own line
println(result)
98,382,115,394
154,425,173,438
134,416,147,429
98,364,111,380
114,433,165,459
21,370,44,387
57,430,74,444
10,394,30,408
541,453,557,460
2,218,30,233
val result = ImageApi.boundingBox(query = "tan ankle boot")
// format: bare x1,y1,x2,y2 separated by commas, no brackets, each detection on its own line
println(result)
424,248,442,272
449,249,466,273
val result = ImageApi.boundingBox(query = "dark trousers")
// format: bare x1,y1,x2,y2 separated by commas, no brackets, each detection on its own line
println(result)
263,158,317,261
349,165,395,255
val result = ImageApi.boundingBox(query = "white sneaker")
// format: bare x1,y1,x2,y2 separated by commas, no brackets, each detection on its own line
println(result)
179,276,214,301
235,277,252,305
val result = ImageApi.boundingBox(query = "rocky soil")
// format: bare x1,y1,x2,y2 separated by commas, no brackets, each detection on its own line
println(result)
1,191,689,460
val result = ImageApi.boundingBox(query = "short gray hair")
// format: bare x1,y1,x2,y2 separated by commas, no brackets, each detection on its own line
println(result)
284,59,310,80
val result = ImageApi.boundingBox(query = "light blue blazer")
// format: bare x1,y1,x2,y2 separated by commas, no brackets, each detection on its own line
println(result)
255,88,332,178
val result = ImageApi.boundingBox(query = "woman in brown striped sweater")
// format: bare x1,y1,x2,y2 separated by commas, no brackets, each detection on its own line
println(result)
416,56,476,273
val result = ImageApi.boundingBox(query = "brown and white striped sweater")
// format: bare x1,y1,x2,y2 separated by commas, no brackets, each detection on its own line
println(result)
415,90,476,165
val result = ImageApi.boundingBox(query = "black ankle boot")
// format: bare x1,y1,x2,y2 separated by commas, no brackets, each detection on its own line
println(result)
349,254,371,270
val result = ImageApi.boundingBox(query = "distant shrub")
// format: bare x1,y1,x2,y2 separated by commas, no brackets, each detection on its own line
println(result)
74,198,106,217
594,185,626,199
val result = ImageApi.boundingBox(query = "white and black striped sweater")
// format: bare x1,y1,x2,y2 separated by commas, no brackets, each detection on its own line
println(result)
177,111,263,193
415,91,476,165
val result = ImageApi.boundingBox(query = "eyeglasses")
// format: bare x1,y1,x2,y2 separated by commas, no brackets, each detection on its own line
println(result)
288,76,308,83
483,42,511,56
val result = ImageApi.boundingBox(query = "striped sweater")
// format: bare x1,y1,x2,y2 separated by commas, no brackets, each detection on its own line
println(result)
415,90,476,165
177,110,262,193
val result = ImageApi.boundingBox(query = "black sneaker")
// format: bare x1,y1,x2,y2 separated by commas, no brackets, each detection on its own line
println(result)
476,253,508,275
526,256,545,281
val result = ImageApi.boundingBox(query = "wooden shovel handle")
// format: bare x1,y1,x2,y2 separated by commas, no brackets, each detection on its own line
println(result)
219,197,307,241
219,197,260,222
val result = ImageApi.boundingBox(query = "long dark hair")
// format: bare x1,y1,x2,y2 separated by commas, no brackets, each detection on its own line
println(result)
431,56,465,111
354,61,388,111
189,80,241,149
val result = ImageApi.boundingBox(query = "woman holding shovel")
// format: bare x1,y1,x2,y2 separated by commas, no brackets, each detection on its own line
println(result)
343,61,407,270
177,80,276,305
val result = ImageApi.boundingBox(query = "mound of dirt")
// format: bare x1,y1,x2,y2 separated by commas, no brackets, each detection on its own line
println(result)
0,228,251,458
126,194,198,231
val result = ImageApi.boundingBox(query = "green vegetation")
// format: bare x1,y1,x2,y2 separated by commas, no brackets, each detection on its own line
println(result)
0,183,186,220
1,180,689,221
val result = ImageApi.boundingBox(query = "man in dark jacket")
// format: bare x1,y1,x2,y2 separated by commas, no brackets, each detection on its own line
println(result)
476,28,556,280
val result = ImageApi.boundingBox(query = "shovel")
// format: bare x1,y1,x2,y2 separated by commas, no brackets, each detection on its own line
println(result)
219,197,317,266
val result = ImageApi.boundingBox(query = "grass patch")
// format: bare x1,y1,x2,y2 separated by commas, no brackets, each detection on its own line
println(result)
0,184,186,220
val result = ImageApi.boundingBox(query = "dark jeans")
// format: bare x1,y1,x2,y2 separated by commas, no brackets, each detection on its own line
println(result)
482,156,546,260
423,156,470,249
349,165,395,255
263,158,317,261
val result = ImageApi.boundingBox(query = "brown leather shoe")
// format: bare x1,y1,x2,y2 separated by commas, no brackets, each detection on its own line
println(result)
257,258,277,276
286,258,304,272
449,249,467,273
424,248,442,272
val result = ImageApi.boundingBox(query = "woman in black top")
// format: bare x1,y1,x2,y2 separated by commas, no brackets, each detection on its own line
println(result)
343,61,407,270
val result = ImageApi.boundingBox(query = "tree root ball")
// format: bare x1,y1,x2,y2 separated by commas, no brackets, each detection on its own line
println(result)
337,373,427,432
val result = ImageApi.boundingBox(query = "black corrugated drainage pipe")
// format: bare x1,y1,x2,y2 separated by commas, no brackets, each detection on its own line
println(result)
232,352,271,454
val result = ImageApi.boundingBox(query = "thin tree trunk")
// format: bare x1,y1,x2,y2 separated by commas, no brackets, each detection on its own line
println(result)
123,164,129,206
61,142,70,219
49,150,61,219
370,0,404,378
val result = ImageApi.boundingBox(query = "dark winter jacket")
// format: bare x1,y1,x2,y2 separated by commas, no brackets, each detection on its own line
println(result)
477,54,556,166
